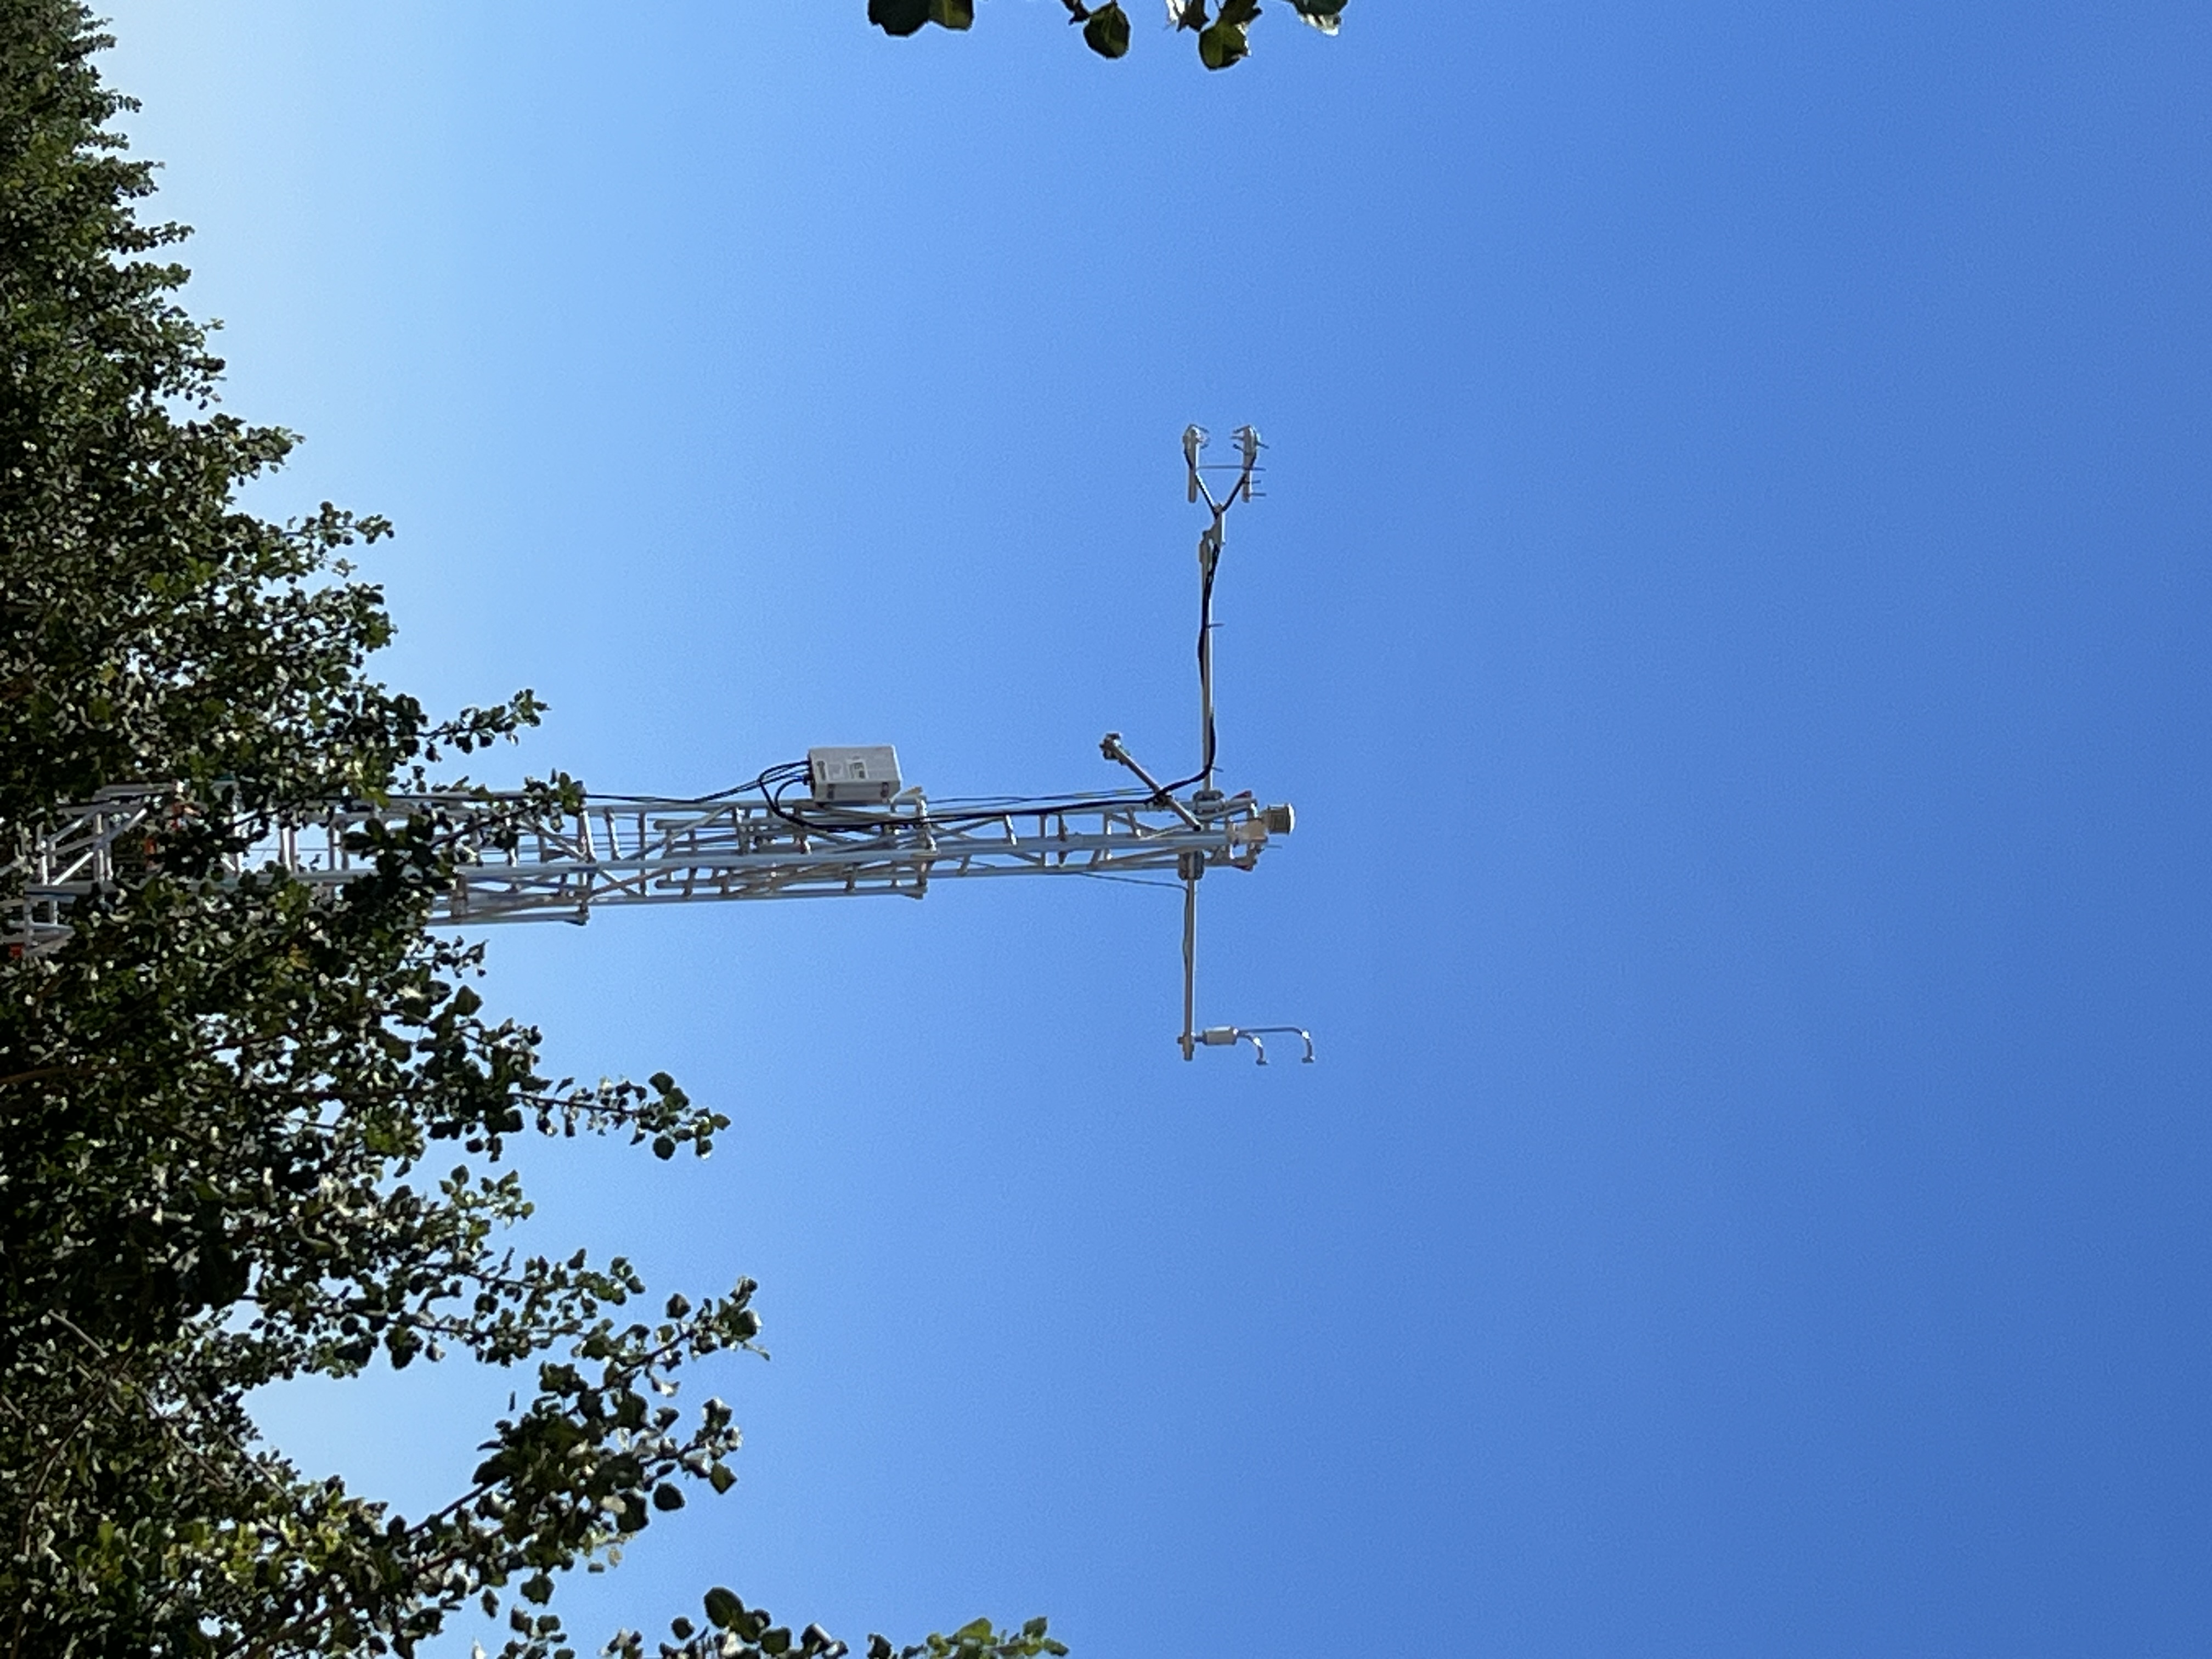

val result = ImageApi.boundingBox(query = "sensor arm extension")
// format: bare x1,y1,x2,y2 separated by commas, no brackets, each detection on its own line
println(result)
2,782,1290,954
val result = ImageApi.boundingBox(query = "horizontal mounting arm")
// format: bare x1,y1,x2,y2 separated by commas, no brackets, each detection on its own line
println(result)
4,785,1293,956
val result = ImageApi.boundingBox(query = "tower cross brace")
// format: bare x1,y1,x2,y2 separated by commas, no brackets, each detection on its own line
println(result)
4,780,1290,952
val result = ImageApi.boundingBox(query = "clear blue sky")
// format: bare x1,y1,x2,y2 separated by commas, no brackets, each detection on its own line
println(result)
101,3,2212,1653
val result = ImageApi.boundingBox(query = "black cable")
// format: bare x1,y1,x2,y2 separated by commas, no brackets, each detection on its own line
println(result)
595,761,1158,837
763,772,1166,836
593,506,1233,821
590,761,809,808
931,789,1152,811
1160,541,1220,795
592,497,1238,822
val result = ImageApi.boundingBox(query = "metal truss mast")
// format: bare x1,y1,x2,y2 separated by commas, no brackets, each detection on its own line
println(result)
3,423,1311,1064
5,778,1289,940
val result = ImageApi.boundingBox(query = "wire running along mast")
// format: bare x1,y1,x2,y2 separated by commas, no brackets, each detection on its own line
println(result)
1160,422,1311,1064
3,428,1311,1065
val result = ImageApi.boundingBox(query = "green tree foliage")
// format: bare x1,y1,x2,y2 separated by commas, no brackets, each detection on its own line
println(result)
868,0,1346,67
0,7,1062,1658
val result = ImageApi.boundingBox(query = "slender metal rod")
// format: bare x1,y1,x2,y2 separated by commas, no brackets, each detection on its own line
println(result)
1199,538,1218,796
1180,872,1199,1061
1182,424,1258,800
1100,733,1203,828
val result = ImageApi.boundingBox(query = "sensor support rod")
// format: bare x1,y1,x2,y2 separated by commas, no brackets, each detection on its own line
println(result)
1100,733,1203,828
1181,866,1200,1062
1181,422,1262,797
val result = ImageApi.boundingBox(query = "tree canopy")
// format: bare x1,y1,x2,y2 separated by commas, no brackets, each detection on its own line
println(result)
869,0,1346,69
0,6,1061,1657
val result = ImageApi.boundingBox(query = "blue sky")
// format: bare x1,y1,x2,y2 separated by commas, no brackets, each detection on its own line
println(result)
100,3,2212,1654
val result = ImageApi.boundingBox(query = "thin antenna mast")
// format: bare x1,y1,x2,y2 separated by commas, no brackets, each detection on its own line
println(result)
1180,422,1263,798
1158,422,1307,1063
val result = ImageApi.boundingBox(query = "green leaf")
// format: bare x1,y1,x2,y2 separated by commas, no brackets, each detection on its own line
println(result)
652,1482,686,1511
705,1588,745,1630
868,0,932,33
1198,16,1250,66
1082,2,1132,57
708,1462,737,1494
521,1574,555,1605
928,0,975,26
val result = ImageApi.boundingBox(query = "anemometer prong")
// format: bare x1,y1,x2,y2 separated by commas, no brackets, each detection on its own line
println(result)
1197,1026,1317,1066
1232,425,1263,500
1183,422,1265,514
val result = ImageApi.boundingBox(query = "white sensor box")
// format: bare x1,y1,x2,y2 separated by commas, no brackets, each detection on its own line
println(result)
806,745,902,805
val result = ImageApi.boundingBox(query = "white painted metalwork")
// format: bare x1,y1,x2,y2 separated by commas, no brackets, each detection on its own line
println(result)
3,425,1311,1062
1,776,1290,955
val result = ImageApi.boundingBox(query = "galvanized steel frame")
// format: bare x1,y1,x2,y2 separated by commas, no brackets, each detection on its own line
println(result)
3,784,1287,956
